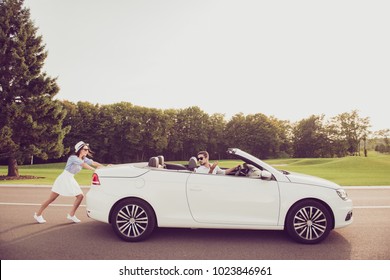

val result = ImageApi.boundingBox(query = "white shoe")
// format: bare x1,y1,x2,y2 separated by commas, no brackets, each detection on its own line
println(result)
34,213,46,224
67,214,81,223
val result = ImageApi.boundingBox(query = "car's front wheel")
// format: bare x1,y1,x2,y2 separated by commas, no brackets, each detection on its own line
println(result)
110,198,156,242
285,199,333,244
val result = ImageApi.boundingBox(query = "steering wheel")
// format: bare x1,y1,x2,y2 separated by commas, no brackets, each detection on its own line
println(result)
235,164,247,176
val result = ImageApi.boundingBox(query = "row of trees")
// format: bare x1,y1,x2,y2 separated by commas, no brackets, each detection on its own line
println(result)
373,129,390,154
0,0,385,177
59,102,373,164
292,112,371,158
61,102,290,163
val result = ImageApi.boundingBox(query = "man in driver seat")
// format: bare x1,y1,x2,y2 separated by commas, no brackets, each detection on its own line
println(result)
195,151,238,175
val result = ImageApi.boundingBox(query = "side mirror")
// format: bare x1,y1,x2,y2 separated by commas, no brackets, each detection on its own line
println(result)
261,170,272,181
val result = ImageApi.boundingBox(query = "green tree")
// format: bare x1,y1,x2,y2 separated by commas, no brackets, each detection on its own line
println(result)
95,103,118,163
171,106,210,160
164,108,181,160
101,102,143,163
330,110,371,156
292,115,330,158
139,107,170,161
269,117,292,158
373,129,390,154
207,113,226,159
324,121,348,157
245,113,278,158
224,113,247,151
62,101,100,159
224,113,287,159
0,0,69,176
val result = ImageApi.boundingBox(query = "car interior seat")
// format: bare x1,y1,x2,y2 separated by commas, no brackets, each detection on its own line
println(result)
157,155,165,168
148,157,159,168
187,156,198,171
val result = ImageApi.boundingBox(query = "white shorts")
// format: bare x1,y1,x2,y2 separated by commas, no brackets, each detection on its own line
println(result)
52,170,83,197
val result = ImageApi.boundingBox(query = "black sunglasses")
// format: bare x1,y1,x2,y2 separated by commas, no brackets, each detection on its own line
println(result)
198,157,204,160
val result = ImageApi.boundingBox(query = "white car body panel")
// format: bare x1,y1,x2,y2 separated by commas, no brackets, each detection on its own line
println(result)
186,174,280,226
86,148,353,243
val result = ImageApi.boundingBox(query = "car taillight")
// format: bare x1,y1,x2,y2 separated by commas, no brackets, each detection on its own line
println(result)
92,173,100,185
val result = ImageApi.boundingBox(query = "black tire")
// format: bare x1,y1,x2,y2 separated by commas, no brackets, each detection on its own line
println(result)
285,199,333,244
110,198,156,242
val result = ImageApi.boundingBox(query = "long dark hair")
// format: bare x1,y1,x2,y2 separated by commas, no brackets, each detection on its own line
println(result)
75,143,94,159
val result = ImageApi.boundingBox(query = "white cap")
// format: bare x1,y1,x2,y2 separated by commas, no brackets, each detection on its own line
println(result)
75,141,86,153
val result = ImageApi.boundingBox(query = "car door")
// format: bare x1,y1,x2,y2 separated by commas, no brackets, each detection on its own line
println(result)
186,173,280,226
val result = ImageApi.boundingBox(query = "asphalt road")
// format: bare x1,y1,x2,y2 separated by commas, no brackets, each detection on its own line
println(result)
0,185,389,260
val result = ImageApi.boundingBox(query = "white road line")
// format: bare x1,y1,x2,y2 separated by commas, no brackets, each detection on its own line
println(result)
1,185,390,189
0,202,86,207
0,185,90,188
353,206,390,209
0,202,389,209
343,186,390,190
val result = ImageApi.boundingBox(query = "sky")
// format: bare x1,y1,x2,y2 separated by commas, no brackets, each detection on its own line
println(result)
23,0,390,132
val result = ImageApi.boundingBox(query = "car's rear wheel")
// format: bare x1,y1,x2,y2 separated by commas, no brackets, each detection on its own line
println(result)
110,198,156,242
285,199,333,244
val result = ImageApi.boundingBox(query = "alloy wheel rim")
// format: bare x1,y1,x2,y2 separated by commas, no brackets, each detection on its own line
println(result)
293,206,327,240
116,204,148,238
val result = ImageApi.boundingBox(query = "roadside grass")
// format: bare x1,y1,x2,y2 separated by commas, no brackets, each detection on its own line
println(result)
265,154,390,186
1,152,389,186
0,163,93,186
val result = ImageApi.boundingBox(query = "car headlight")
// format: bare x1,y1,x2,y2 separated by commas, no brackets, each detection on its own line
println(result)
336,189,348,200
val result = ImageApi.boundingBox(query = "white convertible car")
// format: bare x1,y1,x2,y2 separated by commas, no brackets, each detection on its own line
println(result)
86,148,353,244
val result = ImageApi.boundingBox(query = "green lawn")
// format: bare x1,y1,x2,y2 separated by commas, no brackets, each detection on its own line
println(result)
264,154,390,186
0,163,94,186
1,152,390,186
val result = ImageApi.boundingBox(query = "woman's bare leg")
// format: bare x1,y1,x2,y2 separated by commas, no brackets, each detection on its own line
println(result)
36,192,59,216
69,194,84,216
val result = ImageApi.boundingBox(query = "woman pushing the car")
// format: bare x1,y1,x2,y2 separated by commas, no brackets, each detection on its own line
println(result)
34,141,107,224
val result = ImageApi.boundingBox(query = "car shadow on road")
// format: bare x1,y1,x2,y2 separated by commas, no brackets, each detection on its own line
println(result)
78,223,353,260
146,227,353,260
0,222,352,260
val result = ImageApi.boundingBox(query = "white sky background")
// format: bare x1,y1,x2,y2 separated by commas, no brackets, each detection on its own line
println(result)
24,0,390,131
